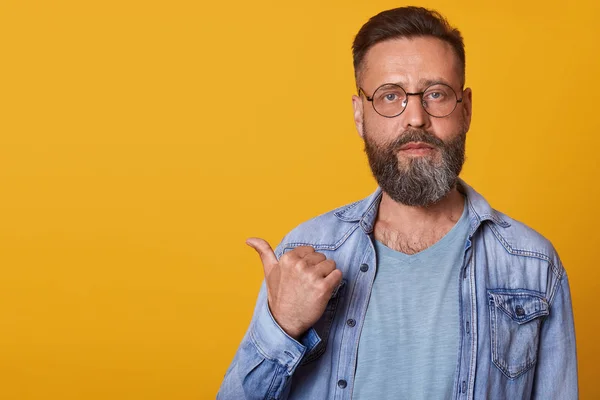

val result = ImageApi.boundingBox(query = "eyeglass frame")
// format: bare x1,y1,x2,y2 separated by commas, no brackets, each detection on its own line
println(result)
358,82,464,119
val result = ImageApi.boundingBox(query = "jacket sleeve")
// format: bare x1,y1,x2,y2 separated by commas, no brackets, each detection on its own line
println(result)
217,280,322,400
532,270,578,399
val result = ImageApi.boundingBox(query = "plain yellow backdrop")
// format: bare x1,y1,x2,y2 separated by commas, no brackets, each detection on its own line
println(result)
1,0,598,398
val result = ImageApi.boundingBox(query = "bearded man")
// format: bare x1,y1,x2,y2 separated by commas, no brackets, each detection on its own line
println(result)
218,6,578,400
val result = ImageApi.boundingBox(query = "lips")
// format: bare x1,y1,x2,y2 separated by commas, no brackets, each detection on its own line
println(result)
398,142,435,151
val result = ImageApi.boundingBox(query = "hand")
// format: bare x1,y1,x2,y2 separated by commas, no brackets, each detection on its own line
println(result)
246,237,343,340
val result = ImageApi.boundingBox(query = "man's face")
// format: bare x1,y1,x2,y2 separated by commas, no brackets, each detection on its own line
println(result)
352,36,472,206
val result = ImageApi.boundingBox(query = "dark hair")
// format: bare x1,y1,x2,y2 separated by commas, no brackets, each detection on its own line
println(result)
352,7,465,86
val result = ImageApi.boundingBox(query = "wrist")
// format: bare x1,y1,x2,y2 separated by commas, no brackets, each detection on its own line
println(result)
268,305,306,340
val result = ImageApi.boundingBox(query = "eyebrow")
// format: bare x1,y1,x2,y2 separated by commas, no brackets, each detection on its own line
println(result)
388,78,455,90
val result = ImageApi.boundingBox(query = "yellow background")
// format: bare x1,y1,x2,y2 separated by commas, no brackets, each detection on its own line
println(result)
1,0,598,398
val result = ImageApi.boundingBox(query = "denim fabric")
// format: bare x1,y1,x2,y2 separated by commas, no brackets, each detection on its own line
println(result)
218,179,578,400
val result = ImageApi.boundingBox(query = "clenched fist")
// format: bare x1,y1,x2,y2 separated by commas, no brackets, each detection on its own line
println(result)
246,237,343,340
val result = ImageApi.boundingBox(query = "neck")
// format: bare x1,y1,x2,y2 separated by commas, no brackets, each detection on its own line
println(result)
377,185,465,232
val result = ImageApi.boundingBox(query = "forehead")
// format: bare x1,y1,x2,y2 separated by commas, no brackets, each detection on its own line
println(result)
361,36,462,90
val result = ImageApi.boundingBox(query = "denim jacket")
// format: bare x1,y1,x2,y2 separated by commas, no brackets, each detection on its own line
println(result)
218,180,578,399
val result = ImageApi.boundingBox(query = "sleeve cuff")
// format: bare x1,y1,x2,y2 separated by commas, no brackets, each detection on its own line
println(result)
249,301,321,374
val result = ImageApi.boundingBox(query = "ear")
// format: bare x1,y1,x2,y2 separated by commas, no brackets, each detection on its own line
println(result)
462,87,473,132
352,94,365,138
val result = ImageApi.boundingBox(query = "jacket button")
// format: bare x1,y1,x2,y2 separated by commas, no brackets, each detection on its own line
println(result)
337,379,347,388
347,319,356,327
360,264,369,272
516,306,525,316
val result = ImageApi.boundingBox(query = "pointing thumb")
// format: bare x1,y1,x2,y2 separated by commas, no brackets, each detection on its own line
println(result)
246,237,278,275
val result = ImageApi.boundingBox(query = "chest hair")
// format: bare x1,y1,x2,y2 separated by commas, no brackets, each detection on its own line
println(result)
374,224,452,255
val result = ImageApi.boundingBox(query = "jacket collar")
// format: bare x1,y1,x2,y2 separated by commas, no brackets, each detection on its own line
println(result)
334,178,510,234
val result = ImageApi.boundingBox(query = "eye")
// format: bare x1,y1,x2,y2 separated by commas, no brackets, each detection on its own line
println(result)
423,84,455,102
376,90,404,103
425,91,445,101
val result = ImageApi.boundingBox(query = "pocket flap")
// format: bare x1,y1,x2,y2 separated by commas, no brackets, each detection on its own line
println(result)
488,290,549,324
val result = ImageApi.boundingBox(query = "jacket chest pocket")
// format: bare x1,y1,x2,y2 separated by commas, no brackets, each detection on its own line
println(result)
300,280,346,365
487,289,549,379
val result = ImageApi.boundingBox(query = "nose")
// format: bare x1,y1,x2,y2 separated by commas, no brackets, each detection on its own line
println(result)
401,94,430,129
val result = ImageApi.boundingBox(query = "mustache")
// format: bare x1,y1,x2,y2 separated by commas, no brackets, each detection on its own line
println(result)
390,129,445,151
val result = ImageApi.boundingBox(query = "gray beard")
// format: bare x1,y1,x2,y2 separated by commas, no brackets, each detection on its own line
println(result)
363,125,466,207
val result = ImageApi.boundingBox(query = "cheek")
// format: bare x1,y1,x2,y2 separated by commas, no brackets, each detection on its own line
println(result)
363,114,402,143
431,117,465,140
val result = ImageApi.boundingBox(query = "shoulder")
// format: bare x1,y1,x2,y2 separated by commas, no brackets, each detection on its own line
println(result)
481,209,565,276
486,210,554,256
461,179,563,270
273,200,365,258
273,187,382,258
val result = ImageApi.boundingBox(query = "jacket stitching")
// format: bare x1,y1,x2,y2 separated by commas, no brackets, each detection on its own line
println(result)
264,362,283,400
487,223,562,279
281,224,360,252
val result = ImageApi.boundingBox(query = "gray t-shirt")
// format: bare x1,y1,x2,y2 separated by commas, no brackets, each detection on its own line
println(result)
353,201,470,400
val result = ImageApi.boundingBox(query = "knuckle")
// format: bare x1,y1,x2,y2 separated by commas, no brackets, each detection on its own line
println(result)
279,252,291,265
314,252,327,262
315,280,329,293
328,269,342,282
295,259,308,270
308,253,326,265
319,261,335,273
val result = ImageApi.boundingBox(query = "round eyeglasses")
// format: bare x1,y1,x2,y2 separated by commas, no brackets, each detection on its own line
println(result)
358,83,463,118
